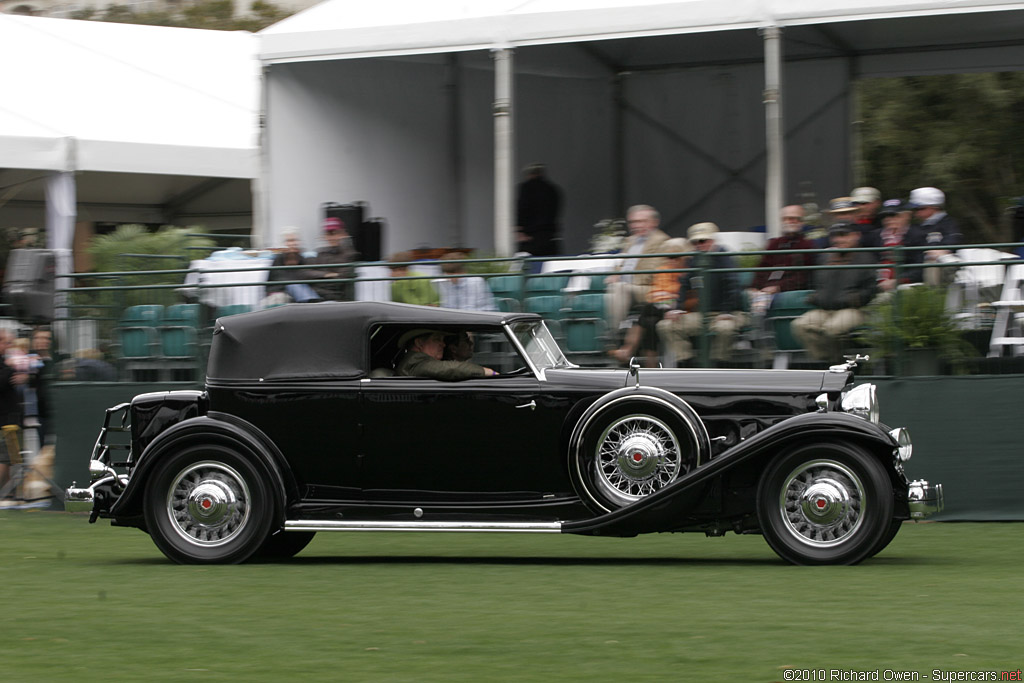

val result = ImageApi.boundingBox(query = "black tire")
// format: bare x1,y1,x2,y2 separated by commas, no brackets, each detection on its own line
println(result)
143,444,275,564
868,518,903,558
756,442,894,566
254,530,316,560
573,396,706,512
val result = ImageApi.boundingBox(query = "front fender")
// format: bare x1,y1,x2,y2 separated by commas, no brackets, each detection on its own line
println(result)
563,411,899,536
109,414,295,528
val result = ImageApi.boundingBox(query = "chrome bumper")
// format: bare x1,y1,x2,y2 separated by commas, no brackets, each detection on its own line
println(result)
907,479,943,519
64,483,98,513
65,459,128,513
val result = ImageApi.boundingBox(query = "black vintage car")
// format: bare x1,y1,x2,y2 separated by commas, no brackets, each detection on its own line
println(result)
66,301,942,565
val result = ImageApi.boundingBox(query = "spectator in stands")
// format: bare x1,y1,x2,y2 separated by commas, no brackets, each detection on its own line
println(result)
906,186,963,286
656,223,745,367
791,222,878,362
747,205,817,315
435,252,497,312
515,163,563,258
265,227,322,304
851,186,884,242
874,198,915,294
396,329,496,379
604,204,671,336
389,252,440,307
609,237,689,367
311,216,358,301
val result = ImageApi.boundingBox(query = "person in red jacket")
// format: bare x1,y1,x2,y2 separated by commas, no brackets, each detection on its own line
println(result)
747,205,817,315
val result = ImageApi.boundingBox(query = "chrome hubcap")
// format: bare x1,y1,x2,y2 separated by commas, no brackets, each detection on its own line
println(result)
596,415,683,506
166,461,250,546
779,460,865,547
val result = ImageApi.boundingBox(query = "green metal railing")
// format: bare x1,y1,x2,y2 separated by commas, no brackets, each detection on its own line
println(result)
49,241,1024,380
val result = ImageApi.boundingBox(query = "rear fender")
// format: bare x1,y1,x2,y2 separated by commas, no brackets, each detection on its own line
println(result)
110,415,295,528
563,411,899,536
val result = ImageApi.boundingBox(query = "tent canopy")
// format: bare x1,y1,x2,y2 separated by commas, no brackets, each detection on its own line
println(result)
0,14,260,231
255,0,1024,256
260,0,1024,65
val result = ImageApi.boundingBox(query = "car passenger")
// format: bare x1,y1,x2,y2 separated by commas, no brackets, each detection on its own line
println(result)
396,329,497,380
443,331,475,362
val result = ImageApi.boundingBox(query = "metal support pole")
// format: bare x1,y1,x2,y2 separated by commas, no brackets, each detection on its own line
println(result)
762,26,784,240
446,54,464,247
493,47,514,257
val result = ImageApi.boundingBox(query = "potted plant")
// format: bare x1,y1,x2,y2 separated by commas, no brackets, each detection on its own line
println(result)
857,284,975,375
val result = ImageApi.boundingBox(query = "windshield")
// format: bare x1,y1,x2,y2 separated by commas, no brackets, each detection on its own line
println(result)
510,321,571,371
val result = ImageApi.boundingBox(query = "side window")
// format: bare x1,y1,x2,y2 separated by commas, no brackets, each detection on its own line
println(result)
472,330,529,375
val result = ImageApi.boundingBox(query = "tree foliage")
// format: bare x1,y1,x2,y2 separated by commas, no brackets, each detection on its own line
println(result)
858,73,1024,244
71,0,290,32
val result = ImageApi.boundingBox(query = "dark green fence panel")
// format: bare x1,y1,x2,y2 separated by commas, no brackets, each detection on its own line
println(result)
872,376,1023,521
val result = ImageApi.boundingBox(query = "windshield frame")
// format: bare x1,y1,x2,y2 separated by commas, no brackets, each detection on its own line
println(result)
506,320,574,379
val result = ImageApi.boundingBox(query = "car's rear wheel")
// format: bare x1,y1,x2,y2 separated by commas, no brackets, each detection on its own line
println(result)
255,530,316,560
573,396,705,512
143,445,274,564
757,442,893,565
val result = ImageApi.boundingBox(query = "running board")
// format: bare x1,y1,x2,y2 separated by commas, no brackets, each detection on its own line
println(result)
284,519,563,533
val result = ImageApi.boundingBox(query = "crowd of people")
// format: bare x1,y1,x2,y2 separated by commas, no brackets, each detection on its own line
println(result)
598,186,965,367
257,180,971,370
0,327,55,505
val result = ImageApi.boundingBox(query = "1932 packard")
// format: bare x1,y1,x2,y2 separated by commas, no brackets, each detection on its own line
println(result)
66,301,942,565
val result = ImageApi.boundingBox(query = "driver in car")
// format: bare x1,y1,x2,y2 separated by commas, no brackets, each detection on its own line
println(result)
396,329,497,380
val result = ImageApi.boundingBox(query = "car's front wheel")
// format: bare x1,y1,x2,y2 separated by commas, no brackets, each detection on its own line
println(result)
756,442,894,565
143,445,274,564
254,530,316,560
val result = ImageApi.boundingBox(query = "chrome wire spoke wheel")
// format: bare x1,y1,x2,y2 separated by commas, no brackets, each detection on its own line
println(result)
165,460,252,547
594,414,682,507
778,459,866,548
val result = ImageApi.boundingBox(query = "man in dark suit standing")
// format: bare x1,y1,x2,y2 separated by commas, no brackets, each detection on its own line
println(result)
515,163,562,258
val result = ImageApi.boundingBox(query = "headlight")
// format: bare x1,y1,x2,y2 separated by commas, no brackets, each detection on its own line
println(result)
841,383,879,423
889,427,912,462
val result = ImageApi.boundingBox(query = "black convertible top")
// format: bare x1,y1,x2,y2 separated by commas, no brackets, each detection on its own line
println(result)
206,301,538,382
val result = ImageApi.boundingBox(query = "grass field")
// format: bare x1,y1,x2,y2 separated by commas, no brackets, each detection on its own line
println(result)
1,511,1021,682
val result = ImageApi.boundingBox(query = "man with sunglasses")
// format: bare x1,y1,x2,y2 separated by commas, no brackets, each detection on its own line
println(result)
791,223,878,362
656,222,745,367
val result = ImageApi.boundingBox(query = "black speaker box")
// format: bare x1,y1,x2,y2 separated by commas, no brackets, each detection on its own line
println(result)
358,218,384,263
2,249,56,324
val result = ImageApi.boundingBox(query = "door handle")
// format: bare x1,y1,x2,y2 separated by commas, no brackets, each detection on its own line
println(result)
516,400,537,411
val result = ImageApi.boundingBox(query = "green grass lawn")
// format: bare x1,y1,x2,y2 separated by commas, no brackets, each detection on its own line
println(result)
2,511,1021,682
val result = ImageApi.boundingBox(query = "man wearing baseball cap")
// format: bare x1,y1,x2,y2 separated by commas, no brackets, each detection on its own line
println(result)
311,216,359,301
905,187,962,285
850,187,884,246
791,222,878,362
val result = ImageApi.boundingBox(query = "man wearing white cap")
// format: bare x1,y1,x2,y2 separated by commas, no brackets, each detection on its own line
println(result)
851,186,883,246
656,222,745,366
906,187,962,284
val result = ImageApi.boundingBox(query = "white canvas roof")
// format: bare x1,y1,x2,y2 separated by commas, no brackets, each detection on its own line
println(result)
1,14,259,177
259,0,1024,64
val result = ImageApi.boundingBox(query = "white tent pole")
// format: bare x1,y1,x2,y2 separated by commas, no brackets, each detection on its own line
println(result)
46,162,76,336
762,26,784,240
492,47,514,257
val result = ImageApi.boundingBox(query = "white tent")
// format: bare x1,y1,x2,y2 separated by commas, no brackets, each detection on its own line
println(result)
257,0,1024,256
0,14,260,249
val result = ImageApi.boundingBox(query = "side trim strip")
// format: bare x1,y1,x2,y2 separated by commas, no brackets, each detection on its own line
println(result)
284,520,562,533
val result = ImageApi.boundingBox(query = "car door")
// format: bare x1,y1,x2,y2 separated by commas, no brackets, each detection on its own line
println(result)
357,334,567,504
